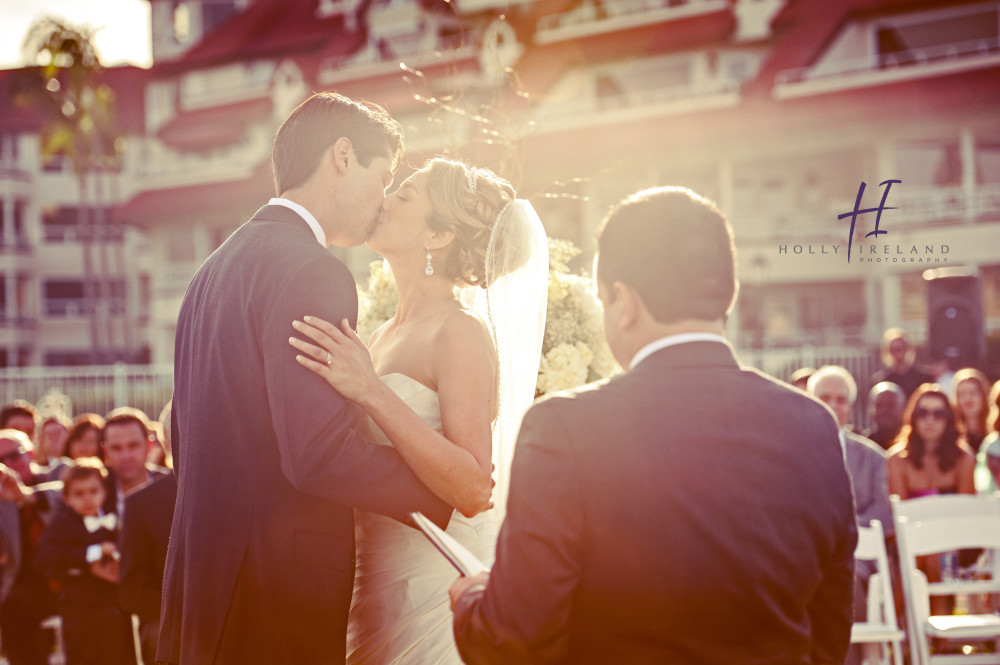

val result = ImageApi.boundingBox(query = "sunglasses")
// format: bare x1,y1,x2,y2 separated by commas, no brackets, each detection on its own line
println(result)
914,407,950,421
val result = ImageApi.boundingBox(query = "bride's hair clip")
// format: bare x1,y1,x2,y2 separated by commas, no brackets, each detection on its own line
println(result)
467,166,478,193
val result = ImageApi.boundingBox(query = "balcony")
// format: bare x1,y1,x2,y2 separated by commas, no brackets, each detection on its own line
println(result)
533,76,740,132
535,0,729,44
730,185,1000,243
774,36,1000,99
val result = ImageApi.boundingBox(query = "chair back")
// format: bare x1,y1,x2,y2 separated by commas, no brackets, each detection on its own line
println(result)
852,520,905,665
893,494,1000,665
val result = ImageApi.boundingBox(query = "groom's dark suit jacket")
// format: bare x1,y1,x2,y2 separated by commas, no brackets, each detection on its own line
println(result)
454,340,858,664
158,205,451,664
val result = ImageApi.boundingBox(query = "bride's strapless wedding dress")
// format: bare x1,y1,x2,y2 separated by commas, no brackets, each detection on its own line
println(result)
347,373,499,665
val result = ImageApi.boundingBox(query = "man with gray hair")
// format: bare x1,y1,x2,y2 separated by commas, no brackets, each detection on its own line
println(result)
807,366,891,532
808,365,891,665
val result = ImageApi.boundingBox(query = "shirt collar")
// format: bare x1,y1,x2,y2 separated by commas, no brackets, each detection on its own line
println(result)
629,333,729,370
268,197,326,247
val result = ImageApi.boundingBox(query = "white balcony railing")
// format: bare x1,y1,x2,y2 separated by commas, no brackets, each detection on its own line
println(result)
775,35,1000,88
533,76,740,126
731,185,1000,242
536,0,728,44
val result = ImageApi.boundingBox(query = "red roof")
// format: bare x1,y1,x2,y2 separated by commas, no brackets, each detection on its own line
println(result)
156,97,273,150
163,0,355,70
749,0,989,95
116,160,274,226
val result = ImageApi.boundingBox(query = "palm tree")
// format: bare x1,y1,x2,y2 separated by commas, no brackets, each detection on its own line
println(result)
18,17,126,364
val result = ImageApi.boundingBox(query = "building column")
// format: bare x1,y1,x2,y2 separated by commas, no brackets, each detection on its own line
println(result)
960,126,976,224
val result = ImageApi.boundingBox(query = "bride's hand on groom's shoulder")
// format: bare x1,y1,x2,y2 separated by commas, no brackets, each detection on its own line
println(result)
290,316,376,403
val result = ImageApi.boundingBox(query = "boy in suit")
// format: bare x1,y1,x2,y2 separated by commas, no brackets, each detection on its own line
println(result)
36,459,135,665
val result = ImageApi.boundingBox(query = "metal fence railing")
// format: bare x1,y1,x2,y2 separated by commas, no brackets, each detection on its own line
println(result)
0,364,174,422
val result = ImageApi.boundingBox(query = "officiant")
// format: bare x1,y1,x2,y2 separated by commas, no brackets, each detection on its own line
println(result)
448,186,858,664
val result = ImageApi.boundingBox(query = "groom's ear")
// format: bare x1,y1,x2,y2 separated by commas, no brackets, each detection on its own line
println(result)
330,137,354,174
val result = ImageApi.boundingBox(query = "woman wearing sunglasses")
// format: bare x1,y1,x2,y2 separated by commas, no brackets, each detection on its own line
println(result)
888,383,975,499
888,383,975,616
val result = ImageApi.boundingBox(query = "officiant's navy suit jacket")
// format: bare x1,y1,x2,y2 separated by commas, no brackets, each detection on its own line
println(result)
158,205,450,664
454,340,857,664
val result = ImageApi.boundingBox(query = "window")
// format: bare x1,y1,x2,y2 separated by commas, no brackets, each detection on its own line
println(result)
895,140,962,187
876,8,999,65
976,137,1000,185
43,206,80,242
173,1,192,44
44,280,88,317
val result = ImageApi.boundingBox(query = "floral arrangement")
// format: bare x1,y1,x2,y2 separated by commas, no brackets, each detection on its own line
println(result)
355,239,619,394
356,259,398,344
536,239,619,395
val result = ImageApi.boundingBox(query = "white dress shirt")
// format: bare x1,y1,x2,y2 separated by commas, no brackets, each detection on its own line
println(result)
629,333,729,370
268,197,326,247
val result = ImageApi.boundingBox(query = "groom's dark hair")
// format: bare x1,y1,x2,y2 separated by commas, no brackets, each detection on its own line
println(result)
595,187,736,324
272,92,404,194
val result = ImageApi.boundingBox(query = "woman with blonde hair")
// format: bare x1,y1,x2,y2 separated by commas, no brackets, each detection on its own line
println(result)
290,157,547,664
951,367,991,454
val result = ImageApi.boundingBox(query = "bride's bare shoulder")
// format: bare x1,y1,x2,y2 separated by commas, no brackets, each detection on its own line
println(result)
433,307,496,357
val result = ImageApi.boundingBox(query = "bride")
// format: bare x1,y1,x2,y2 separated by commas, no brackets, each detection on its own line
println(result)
289,157,547,664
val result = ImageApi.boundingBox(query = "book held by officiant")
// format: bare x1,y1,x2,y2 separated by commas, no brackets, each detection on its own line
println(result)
409,512,490,577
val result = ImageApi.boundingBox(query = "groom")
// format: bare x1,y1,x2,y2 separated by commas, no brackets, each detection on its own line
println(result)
449,187,858,663
158,92,451,664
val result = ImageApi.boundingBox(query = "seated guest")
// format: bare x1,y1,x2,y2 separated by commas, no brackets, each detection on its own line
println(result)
808,366,892,531
789,366,815,391
65,415,105,461
38,415,71,466
0,402,39,446
119,401,176,665
35,459,136,665
862,381,906,451
0,429,61,665
871,328,932,399
449,187,856,664
975,380,1000,493
807,365,891,665
100,410,168,520
951,368,991,455
888,384,975,616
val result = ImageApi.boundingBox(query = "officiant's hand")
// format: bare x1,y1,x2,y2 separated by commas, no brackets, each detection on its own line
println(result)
291,316,376,404
449,571,490,611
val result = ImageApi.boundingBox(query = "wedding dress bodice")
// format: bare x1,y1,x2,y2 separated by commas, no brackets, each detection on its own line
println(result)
346,373,498,665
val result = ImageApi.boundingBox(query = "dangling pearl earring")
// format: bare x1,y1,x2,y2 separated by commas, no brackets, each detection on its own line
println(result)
424,245,434,276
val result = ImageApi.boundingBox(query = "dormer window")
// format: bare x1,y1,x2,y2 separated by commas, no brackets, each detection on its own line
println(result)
875,5,999,67
173,1,192,44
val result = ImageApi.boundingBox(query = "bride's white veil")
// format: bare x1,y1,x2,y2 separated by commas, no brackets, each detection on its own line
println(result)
462,199,548,522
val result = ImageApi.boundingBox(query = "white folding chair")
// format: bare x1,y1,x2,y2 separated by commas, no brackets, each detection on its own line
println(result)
894,495,1000,665
851,520,905,665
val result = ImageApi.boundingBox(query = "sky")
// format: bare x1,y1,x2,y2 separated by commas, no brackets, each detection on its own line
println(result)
0,0,152,70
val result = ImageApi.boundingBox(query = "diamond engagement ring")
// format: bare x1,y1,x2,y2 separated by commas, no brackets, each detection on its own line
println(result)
325,351,333,366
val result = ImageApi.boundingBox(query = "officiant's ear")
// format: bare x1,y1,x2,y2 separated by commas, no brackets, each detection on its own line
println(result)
611,281,641,331
329,137,354,174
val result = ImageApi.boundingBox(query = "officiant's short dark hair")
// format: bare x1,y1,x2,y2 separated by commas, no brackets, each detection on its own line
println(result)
272,92,404,194
596,187,736,324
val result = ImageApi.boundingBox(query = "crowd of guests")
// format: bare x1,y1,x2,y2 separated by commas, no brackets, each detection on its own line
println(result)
0,399,175,665
792,326,1000,651
0,326,994,663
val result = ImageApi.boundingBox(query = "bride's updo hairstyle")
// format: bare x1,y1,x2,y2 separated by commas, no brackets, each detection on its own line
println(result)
423,158,518,289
